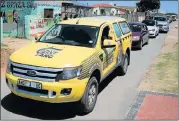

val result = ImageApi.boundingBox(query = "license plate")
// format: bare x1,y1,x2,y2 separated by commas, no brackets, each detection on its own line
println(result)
18,79,42,89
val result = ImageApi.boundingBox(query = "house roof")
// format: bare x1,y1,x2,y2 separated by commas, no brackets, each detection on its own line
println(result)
91,3,113,8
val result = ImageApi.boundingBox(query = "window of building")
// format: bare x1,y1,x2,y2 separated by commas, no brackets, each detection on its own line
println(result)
44,9,54,18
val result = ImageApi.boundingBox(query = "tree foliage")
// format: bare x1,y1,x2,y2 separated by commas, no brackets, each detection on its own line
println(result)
137,0,160,12
165,13,178,16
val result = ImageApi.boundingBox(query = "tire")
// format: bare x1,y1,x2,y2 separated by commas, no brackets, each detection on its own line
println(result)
118,53,129,76
154,33,157,38
138,39,143,50
77,77,98,115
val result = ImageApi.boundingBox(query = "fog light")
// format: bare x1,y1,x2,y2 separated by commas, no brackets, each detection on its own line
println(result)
60,88,72,96
52,91,56,96
48,91,56,98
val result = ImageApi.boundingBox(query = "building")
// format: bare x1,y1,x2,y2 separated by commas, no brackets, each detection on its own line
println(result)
1,1,93,40
91,3,128,16
1,1,65,39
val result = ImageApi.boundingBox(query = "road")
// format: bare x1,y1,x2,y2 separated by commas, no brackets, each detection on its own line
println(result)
1,24,171,120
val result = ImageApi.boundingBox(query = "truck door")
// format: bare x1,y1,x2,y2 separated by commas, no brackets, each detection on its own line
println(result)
100,24,120,76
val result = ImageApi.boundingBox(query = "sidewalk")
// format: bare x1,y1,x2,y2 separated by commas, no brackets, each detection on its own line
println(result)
125,91,178,120
125,21,178,120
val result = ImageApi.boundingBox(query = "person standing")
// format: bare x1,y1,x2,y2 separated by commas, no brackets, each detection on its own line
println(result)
63,14,68,20
54,13,62,24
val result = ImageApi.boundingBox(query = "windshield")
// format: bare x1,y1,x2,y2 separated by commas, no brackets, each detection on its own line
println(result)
129,24,141,32
154,17,167,21
39,24,99,48
142,20,155,26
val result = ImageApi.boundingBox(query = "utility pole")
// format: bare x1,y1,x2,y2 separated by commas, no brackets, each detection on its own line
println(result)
0,17,3,42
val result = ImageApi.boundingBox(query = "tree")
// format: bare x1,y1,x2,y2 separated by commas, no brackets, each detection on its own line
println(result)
165,13,178,16
137,0,160,12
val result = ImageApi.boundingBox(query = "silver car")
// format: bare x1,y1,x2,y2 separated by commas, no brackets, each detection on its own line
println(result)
153,16,169,33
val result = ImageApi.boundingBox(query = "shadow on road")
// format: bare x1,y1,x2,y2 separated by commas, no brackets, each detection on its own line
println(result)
1,68,121,120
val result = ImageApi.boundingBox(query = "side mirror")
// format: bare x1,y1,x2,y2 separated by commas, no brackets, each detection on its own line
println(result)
35,34,42,41
102,39,116,48
142,29,147,32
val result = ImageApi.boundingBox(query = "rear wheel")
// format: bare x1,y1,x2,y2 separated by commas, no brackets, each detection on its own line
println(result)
77,77,98,115
118,53,129,76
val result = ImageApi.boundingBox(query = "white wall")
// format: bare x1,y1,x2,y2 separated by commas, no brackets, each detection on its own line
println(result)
92,8,100,15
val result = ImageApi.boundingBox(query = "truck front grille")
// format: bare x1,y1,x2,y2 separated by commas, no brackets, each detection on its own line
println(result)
11,62,63,82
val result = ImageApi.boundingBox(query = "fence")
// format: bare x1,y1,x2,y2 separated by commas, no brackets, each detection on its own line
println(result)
2,11,146,40
3,21,25,38
90,12,146,22
117,12,146,22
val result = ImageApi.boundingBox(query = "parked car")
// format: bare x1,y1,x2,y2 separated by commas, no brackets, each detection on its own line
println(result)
172,15,177,21
166,15,172,23
5,16,132,114
153,16,169,33
142,19,159,38
129,22,149,50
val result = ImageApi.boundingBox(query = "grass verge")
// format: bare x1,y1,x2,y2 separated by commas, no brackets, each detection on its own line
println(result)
138,44,178,93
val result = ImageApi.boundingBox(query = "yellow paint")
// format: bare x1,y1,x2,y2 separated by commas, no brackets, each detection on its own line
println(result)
7,11,13,23
6,16,132,103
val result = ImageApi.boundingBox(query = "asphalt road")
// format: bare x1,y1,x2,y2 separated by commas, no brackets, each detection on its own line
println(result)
1,24,171,120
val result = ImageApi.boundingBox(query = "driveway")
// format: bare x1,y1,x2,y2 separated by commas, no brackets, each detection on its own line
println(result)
1,26,169,120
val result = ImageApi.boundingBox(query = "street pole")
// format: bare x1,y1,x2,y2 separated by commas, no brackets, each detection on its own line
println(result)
0,17,3,42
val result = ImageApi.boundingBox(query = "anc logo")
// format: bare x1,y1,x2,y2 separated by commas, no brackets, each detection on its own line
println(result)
36,47,62,58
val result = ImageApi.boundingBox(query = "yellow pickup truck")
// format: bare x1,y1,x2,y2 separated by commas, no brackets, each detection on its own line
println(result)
6,16,132,114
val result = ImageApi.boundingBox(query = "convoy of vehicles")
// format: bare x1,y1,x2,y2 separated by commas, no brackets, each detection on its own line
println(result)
128,22,149,50
142,20,159,38
6,16,132,114
153,16,169,33
5,13,175,114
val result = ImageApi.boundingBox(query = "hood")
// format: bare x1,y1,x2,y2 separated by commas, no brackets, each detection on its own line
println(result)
157,21,168,25
132,32,142,37
147,26,156,30
10,42,95,68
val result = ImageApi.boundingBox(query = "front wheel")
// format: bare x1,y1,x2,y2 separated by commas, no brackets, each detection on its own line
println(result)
138,40,143,50
77,77,98,115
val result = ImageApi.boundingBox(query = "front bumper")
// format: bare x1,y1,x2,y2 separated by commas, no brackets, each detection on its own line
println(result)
149,31,156,37
5,73,88,103
159,26,169,32
132,40,140,47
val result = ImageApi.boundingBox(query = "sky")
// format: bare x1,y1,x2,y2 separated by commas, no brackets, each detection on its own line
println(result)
75,1,178,14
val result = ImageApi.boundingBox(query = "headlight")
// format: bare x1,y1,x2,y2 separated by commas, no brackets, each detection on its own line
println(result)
6,59,12,74
56,66,82,81
132,36,140,40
